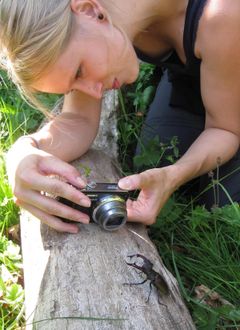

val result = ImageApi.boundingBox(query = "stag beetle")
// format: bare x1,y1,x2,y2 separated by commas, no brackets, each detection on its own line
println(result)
125,254,170,304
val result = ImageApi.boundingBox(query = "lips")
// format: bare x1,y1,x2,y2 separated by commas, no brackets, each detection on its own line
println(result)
112,78,120,90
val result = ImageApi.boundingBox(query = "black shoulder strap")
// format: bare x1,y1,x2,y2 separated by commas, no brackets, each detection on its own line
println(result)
183,0,208,73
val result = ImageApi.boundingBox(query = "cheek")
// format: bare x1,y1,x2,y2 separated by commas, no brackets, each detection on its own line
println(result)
85,56,107,79
91,48,110,74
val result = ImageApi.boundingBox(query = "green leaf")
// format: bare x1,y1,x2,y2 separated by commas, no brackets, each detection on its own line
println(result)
5,240,21,260
140,86,155,110
5,283,24,305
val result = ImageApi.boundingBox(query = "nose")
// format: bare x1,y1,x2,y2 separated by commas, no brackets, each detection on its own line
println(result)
73,79,103,99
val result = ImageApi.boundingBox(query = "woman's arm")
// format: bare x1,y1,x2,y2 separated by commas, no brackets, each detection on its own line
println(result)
31,90,102,161
6,91,102,232
119,7,240,224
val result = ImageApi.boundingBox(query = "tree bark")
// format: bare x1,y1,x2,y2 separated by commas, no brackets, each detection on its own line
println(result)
20,92,196,330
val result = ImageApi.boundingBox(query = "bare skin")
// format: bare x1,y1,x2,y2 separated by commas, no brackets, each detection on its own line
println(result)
7,0,240,232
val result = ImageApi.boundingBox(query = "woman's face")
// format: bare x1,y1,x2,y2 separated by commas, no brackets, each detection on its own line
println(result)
33,12,139,99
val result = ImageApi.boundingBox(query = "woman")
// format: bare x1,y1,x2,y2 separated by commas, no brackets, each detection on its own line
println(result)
2,0,240,233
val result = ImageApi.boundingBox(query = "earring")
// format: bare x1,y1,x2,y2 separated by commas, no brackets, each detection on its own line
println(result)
98,13,104,21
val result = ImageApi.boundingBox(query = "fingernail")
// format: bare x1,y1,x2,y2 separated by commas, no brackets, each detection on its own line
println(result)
119,179,131,190
78,218,90,224
80,198,91,207
76,176,86,187
69,227,79,234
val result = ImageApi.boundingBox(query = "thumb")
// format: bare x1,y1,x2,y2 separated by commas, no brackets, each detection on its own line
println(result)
118,173,146,191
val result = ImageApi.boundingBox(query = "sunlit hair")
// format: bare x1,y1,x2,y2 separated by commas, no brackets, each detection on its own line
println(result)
0,0,129,114
0,0,73,114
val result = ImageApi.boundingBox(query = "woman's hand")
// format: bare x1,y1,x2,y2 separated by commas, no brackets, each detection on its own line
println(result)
6,140,91,233
118,167,177,225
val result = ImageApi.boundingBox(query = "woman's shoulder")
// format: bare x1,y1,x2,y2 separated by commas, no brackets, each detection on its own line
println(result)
205,0,240,28
195,0,240,60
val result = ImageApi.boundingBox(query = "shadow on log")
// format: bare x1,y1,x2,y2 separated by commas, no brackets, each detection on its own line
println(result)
21,149,195,330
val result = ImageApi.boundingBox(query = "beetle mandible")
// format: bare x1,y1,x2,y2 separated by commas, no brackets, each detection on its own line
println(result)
125,254,170,304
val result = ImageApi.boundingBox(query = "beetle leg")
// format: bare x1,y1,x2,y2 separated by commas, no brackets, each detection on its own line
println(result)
125,261,145,273
146,282,153,303
158,295,167,307
123,278,148,286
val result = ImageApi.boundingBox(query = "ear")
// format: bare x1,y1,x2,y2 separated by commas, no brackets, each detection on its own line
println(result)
70,0,104,19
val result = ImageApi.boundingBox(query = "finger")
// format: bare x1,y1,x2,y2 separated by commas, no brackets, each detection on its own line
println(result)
38,156,86,188
17,190,90,224
126,199,157,225
20,171,91,207
118,170,153,191
19,201,80,233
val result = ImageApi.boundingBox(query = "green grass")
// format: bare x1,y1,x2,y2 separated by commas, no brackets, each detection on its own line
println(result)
149,199,240,329
117,63,240,329
0,70,59,329
0,63,240,329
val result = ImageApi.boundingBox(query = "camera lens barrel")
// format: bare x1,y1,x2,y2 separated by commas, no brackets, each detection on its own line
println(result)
92,195,127,231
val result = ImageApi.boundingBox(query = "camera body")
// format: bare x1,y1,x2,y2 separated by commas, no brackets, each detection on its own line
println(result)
59,182,129,231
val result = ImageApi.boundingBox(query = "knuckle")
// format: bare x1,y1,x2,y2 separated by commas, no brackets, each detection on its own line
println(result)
140,170,154,186
144,169,155,181
49,181,62,195
17,171,32,186
47,204,59,215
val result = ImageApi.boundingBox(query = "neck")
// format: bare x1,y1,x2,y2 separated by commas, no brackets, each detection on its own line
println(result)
108,0,188,45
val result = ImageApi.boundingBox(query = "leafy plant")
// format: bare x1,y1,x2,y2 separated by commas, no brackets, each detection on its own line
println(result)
150,198,240,329
124,63,156,113
134,135,179,169
117,63,158,174
118,62,240,329
0,236,24,330
0,70,56,329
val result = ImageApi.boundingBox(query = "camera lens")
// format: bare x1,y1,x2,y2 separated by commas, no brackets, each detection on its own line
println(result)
92,195,127,231
108,215,124,226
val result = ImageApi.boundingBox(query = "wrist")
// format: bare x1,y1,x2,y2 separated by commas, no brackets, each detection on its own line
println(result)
163,164,186,192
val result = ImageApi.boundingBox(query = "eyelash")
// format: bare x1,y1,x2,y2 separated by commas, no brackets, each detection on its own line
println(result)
76,68,82,79
65,67,82,95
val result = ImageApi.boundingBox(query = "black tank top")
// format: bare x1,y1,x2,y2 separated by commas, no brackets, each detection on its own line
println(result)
183,0,208,77
135,0,208,115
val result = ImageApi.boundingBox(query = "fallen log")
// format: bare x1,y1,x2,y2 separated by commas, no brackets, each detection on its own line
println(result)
20,92,196,329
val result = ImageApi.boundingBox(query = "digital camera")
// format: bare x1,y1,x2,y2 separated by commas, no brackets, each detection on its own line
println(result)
59,182,129,231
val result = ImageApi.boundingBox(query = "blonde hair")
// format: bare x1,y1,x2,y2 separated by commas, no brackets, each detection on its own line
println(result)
0,0,73,114
0,0,128,114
